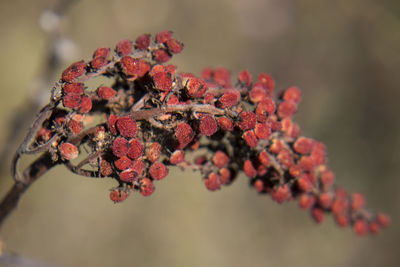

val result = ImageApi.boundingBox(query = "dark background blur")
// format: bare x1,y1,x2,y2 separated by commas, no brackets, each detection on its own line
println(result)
0,0,399,266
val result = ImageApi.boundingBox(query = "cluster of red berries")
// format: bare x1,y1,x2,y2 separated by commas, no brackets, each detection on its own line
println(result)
33,31,389,235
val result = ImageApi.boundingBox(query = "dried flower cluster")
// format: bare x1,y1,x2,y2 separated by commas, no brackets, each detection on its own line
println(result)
9,31,390,235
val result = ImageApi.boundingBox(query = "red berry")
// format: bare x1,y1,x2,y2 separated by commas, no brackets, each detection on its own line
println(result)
140,178,155,196
112,137,129,158
127,138,144,160
214,67,231,88
243,159,257,178
116,39,132,56
59,142,79,160
107,114,118,135
116,116,138,138
219,91,239,108
78,96,92,113
217,117,234,131
62,61,86,83
277,100,297,119
169,150,185,165
212,151,229,168
114,156,132,171
98,86,117,100
166,38,183,54
152,71,172,92
63,83,84,95
149,162,168,180
311,208,324,223
283,86,301,104
185,77,207,98
155,30,172,43
293,137,314,155
199,114,218,136
237,111,256,131
120,56,150,77
119,170,138,183
153,49,171,63
110,189,128,203
242,130,258,147
353,219,368,236
351,193,365,211
270,185,291,203
238,70,252,87
146,142,162,163
135,34,151,50
175,122,194,149
204,172,221,191
254,123,271,140
93,47,110,59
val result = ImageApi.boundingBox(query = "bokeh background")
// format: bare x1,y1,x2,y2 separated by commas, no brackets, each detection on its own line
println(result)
0,0,399,266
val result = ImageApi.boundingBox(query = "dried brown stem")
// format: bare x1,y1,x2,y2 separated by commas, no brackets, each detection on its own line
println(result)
0,153,59,228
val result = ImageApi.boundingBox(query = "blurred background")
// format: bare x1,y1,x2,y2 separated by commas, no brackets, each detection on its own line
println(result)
0,0,399,266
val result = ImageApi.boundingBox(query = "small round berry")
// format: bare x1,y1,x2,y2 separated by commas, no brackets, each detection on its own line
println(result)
146,142,162,163
204,172,221,191
277,100,297,119
353,219,368,236
311,208,324,224
62,61,86,83
270,185,292,204
169,150,185,165
135,34,151,50
98,86,117,100
140,178,155,196
217,117,234,131
116,116,138,138
109,189,128,203
78,96,92,113
283,86,301,104
116,39,132,56
185,77,207,98
119,170,138,183
212,151,229,168
243,159,257,178
238,70,252,87
166,38,183,54
149,162,168,180
114,156,132,171
199,114,218,136
127,139,144,160
59,142,79,160
242,130,258,147
237,111,256,131
155,30,172,43
112,137,129,158
175,122,194,149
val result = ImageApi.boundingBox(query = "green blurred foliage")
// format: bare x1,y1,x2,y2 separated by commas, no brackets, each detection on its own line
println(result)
0,0,399,266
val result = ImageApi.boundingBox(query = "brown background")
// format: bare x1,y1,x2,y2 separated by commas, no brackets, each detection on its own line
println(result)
0,0,399,266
